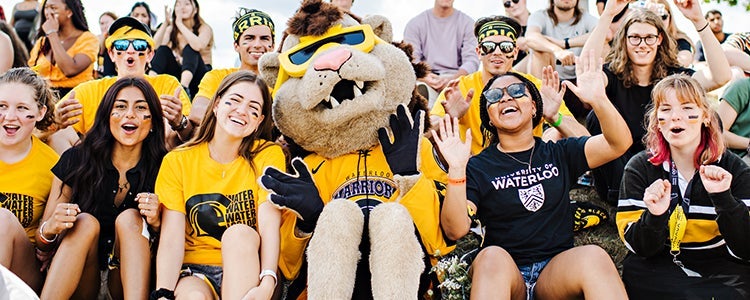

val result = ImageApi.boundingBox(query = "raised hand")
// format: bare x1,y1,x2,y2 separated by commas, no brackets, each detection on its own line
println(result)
540,66,565,122
431,115,471,170
441,79,473,119
137,192,161,228
564,50,607,106
161,87,184,128
42,9,60,35
699,165,732,194
260,158,324,233
603,0,630,18
643,179,671,216
378,104,423,176
54,91,82,129
673,0,705,24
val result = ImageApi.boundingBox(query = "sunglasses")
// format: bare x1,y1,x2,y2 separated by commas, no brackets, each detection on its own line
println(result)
626,34,659,46
661,14,669,21
112,39,149,51
483,82,527,106
278,24,379,78
504,0,520,8
479,41,515,56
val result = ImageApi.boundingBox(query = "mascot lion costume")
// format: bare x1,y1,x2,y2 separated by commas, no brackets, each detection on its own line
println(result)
258,0,453,299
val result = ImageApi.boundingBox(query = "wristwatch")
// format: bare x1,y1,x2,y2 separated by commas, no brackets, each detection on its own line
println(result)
171,115,188,131
564,38,570,50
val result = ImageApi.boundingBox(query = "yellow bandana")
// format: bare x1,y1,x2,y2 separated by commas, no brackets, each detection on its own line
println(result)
477,21,517,42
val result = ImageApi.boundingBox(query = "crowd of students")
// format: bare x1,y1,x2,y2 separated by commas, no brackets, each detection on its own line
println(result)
0,0,749,299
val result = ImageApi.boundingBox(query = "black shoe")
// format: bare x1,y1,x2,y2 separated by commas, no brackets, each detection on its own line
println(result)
572,201,609,232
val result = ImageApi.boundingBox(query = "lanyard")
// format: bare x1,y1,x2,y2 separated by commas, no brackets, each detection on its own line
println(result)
667,160,701,277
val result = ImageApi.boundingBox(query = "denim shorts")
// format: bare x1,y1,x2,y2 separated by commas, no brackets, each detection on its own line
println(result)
180,263,223,297
517,258,551,300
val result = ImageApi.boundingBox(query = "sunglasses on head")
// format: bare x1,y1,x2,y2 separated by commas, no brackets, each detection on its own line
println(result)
504,0,520,8
484,82,527,105
112,39,149,51
479,41,515,56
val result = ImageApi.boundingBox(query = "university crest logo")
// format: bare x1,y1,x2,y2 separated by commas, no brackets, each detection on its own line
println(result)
519,184,544,212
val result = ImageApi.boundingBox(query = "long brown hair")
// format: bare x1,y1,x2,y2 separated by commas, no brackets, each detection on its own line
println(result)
168,0,212,52
606,9,680,88
181,71,274,170
644,74,723,168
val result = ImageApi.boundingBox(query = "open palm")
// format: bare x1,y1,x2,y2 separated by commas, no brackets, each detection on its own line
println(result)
431,115,472,169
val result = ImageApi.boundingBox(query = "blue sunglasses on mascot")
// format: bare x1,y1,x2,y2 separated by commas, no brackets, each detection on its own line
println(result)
278,24,382,77
112,39,150,52
483,82,527,106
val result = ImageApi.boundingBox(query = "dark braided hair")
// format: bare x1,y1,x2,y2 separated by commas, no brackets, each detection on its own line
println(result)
478,72,543,147
36,0,89,56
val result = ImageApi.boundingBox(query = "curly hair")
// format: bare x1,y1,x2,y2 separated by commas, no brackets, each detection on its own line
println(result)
606,9,680,88
478,72,543,146
0,68,56,130
644,74,723,168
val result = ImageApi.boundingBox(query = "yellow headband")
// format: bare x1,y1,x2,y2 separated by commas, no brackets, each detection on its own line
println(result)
233,10,275,42
477,21,517,42
105,26,155,50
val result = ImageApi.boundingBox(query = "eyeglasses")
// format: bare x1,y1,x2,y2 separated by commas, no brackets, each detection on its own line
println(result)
504,0,520,8
661,14,669,21
626,34,659,46
112,39,149,51
479,41,516,55
483,82,527,105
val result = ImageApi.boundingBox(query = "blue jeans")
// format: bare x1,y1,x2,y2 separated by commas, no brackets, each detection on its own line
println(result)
517,258,551,300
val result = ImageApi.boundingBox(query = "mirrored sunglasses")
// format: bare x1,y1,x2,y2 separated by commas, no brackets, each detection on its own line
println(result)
112,39,149,51
484,82,527,105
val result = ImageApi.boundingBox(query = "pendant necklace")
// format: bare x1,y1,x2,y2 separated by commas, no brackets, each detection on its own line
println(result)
497,142,535,171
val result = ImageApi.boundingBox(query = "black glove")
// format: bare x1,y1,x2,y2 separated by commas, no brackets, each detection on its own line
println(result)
260,158,324,233
378,104,424,176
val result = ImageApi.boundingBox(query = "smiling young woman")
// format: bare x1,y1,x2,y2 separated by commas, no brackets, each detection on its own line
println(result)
0,68,58,294
154,71,284,300
39,77,167,299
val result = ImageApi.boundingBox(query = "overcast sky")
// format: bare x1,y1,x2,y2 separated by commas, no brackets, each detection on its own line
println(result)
20,0,750,69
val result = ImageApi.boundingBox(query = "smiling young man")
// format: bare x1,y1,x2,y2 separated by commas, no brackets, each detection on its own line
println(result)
190,8,275,126
50,16,192,152
430,16,587,156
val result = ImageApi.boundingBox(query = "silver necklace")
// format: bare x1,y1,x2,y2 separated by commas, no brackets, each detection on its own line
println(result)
497,142,535,171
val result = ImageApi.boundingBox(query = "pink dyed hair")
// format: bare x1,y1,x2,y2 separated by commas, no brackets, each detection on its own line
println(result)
644,74,724,168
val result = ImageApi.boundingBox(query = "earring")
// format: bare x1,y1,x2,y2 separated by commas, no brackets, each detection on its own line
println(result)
150,128,153,132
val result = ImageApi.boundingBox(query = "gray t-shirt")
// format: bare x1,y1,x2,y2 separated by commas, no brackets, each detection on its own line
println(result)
528,10,598,79
403,9,479,76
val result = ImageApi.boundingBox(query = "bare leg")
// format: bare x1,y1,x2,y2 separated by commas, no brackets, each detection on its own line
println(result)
534,245,627,300
470,246,526,300
115,209,151,300
0,208,42,292
40,213,100,300
175,275,215,300
221,224,260,300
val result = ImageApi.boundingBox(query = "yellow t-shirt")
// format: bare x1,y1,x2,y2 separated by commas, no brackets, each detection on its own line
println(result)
0,136,60,243
156,141,285,266
195,68,239,100
28,31,98,89
61,75,192,134
278,140,452,279
431,71,573,155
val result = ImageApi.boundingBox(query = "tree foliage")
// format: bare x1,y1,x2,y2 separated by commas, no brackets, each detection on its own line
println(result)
703,0,750,11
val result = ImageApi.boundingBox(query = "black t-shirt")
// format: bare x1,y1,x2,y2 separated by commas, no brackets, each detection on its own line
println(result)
52,146,158,268
677,38,693,52
588,63,694,154
466,137,590,265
